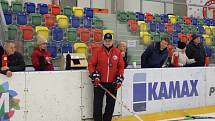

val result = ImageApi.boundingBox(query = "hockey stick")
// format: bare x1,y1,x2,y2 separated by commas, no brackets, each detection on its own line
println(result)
98,84,144,121
169,115,215,121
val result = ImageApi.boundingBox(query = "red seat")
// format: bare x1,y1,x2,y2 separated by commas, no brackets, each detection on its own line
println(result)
144,12,154,23
48,4,61,16
178,33,188,43
19,25,33,41
77,28,90,43
128,20,138,32
43,14,55,28
91,29,103,42
183,16,191,25
186,34,192,42
165,23,173,33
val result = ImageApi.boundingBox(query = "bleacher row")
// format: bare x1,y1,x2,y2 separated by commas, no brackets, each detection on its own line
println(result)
117,11,215,57
0,0,115,61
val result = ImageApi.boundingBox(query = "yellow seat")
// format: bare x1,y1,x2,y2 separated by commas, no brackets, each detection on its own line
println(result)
56,15,69,28
74,43,88,55
35,26,49,39
210,26,215,35
139,23,148,32
140,32,151,45
73,7,84,17
168,15,177,24
137,21,145,26
203,34,212,46
203,26,212,35
103,29,114,39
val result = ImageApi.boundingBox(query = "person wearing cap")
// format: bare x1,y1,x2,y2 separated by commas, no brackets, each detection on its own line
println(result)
0,40,25,76
88,33,124,121
117,41,128,68
141,37,169,68
31,36,54,71
185,34,206,67
171,41,196,67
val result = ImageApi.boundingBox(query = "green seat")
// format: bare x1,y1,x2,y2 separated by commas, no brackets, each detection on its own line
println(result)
93,18,103,29
127,11,136,20
66,28,77,43
160,32,169,39
176,16,184,24
7,25,18,40
197,18,205,26
189,25,198,34
11,1,23,13
0,0,9,12
151,32,160,42
117,11,128,23
154,14,162,23
182,24,190,34
63,6,72,17
30,13,42,26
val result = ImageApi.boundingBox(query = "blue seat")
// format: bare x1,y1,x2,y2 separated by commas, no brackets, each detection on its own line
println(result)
84,7,94,18
212,19,215,26
61,41,72,53
160,14,169,23
4,12,12,25
196,25,204,34
70,16,80,28
209,19,214,26
37,3,48,14
47,42,58,58
136,12,144,21
16,12,28,25
149,22,157,32
171,32,179,45
174,23,182,33
83,16,92,28
157,23,165,32
204,18,211,26
24,2,35,13
204,46,213,57
52,26,64,41
191,17,197,25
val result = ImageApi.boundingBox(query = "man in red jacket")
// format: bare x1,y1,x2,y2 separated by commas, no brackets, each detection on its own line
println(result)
88,33,124,121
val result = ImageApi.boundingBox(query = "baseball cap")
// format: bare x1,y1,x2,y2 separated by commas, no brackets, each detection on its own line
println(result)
104,33,113,41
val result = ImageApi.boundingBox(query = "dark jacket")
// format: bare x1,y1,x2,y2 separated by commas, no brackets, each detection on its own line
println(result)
185,41,206,67
32,48,54,71
0,46,25,72
0,46,6,75
123,51,128,68
141,42,168,68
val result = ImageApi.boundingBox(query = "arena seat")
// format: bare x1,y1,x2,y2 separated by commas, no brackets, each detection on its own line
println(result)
157,23,165,32
165,23,173,33
144,12,154,23
128,20,138,32
183,16,191,25
37,3,48,14
127,11,136,20
19,25,34,41
35,26,49,39
171,32,179,45
70,16,81,28
77,28,90,42
73,7,84,17
174,23,182,33
74,43,88,55
63,6,72,17
176,16,184,24
136,12,144,21
203,25,212,35
161,14,169,23
168,14,177,24
93,18,103,29
49,4,61,16
203,34,212,46
91,29,103,42
149,22,157,32
151,32,160,42
16,12,28,25
24,2,36,13
66,28,77,43
30,13,42,26
4,12,12,25
56,15,69,28
204,18,211,26
61,41,72,53
196,25,205,34
84,7,94,18
47,42,58,58
117,11,128,23
0,0,9,12
11,1,23,13
43,14,55,28
191,17,198,25
197,18,205,26
83,16,92,28
139,22,148,32
52,26,64,41
8,25,18,40
153,14,162,23
141,32,151,45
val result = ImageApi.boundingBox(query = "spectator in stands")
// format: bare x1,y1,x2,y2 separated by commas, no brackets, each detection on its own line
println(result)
0,41,25,74
117,41,128,68
185,34,206,67
0,45,12,77
141,37,169,68
88,33,124,121
171,41,196,67
32,36,54,71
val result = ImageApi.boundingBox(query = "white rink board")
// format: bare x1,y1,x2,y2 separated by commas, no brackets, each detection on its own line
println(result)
206,68,215,106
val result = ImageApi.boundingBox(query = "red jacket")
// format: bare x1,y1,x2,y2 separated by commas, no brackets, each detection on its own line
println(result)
88,46,124,83
32,48,54,71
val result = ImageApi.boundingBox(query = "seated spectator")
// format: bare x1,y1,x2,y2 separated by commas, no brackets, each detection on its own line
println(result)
171,41,195,67
32,36,54,71
141,38,169,68
0,45,12,77
0,41,25,74
185,34,206,67
117,41,128,68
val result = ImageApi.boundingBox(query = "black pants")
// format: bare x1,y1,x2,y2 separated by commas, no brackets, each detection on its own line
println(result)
93,83,117,121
